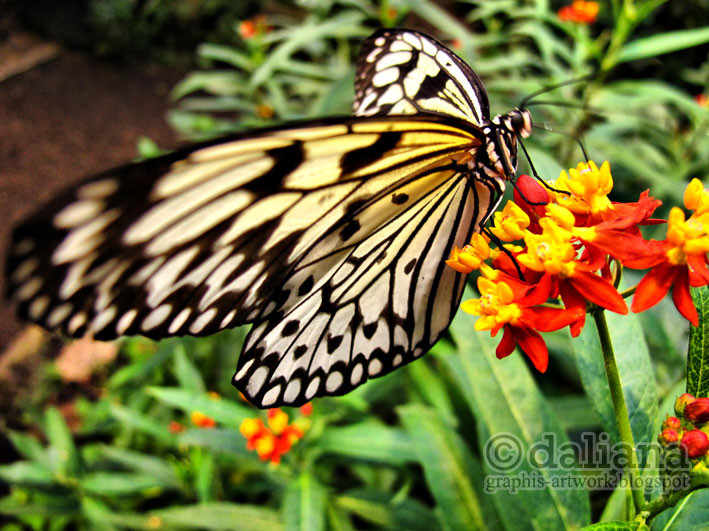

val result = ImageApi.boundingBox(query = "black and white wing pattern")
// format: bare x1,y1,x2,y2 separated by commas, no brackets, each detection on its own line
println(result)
6,116,502,406
6,28,530,408
354,29,490,124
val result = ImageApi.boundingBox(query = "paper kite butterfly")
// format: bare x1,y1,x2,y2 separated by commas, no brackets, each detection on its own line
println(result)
5,29,532,407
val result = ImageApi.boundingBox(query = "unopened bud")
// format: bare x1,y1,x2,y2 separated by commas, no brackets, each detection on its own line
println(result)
663,416,682,430
685,397,709,424
681,429,709,459
659,428,679,445
675,393,696,416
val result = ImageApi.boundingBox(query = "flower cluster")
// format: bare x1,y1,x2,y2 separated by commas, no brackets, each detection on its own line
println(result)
447,161,709,371
557,1,599,24
239,15,270,40
239,405,312,464
658,394,709,460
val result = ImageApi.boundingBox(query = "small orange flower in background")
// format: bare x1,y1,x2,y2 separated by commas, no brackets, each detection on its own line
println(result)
239,15,270,40
558,1,599,24
168,421,185,434
696,94,709,108
448,160,709,372
191,411,216,429
240,405,311,464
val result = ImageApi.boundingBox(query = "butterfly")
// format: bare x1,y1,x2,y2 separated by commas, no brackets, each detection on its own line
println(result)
5,29,531,408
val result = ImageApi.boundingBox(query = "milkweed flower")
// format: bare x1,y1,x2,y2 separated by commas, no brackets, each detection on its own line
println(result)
240,407,309,464
191,411,216,429
557,1,599,24
629,179,709,326
448,160,709,372
461,275,583,372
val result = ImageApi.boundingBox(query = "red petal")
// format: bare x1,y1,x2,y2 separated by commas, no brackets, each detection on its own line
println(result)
622,240,671,269
496,326,516,359
525,306,586,333
518,272,553,306
570,272,628,314
559,281,588,337
688,253,709,286
631,263,677,313
672,267,699,326
512,327,549,372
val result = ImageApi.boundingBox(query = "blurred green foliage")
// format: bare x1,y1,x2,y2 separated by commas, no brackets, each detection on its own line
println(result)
2,0,709,529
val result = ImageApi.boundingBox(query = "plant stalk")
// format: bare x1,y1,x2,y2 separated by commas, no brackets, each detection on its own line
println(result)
592,309,647,512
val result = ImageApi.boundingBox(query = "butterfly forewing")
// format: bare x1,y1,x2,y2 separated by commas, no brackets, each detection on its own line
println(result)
354,29,490,125
6,116,483,343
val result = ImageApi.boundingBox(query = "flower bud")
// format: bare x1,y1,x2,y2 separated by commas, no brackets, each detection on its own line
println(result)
680,429,709,459
663,416,682,430
659,428,679,445
513,175,548,230
675,393,696,416
685,397,709,424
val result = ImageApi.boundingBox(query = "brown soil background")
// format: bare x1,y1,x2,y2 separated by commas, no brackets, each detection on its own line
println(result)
0,41,181,351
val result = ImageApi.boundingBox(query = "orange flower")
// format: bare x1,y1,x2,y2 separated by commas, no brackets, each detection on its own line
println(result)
191,411,216,429
558,1,599,24
240,408,308,464
239,15,270,40
168,421,185,434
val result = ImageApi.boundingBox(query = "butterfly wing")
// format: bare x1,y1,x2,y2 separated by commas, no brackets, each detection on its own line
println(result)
6,116,487,346
353,29,490,125
234,166,503,406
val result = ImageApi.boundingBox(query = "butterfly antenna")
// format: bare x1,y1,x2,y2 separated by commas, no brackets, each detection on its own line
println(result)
519,74,595,109
532,123,590,163
517,138,570,197
482,227,526,281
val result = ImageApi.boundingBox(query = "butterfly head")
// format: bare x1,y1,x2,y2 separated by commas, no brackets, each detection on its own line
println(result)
486,108,533,181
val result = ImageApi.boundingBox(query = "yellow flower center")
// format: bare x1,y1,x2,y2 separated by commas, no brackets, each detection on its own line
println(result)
666,207,709,265
461,277,522,330
490,200,530,241
553,161,613,215
517,219,577,277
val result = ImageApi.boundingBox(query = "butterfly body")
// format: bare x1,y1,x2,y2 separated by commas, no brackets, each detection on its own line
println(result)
6,29,531,407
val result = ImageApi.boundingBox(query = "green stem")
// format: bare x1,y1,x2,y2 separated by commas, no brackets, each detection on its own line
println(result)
593,309,647,513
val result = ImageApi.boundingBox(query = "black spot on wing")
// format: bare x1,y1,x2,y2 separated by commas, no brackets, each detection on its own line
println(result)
340,219,361,242
340,132,402,174
363,321,378,339
404,258,417,274
294,345,308,359
327,334,343,354
298,275,314,296
282,319,300,336
392,193,408,204
242,142,303,193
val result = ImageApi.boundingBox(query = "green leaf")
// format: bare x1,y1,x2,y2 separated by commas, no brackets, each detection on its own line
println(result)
44,407,81,478
173,344,206,393
314,422,415,464
82,472,174,497
178,428,251,456
108,403,174,444
688,287,709,397
0,461,58,489
0,494,78,516
336,493,440,531
581,522,644,530
94,446,181,487
152,503,283,531
618,27,709,64
573,312,658,466
147,387,253,427
650,488,709,530
444,292,591,530
7,431,49,466
398,404,497,531
283,472,327,531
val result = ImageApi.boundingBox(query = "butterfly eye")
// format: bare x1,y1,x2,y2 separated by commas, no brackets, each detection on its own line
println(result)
509,110,532,138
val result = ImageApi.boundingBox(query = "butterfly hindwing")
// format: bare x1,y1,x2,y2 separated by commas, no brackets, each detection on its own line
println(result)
354,29,490,125
234,168,504,407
